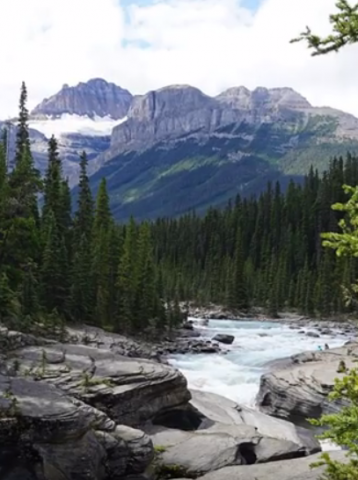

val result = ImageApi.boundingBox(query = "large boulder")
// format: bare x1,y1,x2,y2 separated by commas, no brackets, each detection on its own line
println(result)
6,343,191,426
146,390,320,478
186,451,347,480
256,344,358,423
212,334,235,345
190,391,320,454
0,374,154,480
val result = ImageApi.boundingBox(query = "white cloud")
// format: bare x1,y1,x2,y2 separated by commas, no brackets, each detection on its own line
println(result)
1,0,358,117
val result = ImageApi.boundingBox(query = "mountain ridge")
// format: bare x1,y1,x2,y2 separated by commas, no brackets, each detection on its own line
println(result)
31,78,132,120
4,78,358,219
82,82,358,219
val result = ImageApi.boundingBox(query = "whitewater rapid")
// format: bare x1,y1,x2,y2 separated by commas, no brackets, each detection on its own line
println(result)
169,319,349,408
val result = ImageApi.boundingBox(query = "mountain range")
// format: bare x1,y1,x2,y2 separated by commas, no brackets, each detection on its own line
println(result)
4,78,358,220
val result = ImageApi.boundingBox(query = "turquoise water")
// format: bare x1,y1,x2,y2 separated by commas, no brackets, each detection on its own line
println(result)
169,319,348,407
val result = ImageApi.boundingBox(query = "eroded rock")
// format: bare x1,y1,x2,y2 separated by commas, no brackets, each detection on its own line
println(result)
146,390,320,477
0,373,155,480
257,344,358,422
6,343,191,426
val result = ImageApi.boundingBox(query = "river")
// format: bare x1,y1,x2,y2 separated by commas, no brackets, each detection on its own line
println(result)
169,318,348,408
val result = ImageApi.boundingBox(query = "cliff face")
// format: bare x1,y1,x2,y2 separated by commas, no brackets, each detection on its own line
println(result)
31,78,132,119
109,84,358,152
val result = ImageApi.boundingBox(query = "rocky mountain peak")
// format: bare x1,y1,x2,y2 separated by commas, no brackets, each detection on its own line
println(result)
216,86,252,109
264,87,312,110
31,78,133,120
128,84,212,121
217,86,311,111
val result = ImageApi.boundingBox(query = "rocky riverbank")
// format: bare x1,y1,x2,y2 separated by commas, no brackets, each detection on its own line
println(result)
256,342,358,425
0,323,349,480
66,324,222,359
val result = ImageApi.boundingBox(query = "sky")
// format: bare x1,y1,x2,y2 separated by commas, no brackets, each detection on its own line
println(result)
1,0,358,117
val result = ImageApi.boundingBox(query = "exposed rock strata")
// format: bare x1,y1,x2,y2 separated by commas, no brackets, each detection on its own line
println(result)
0,374,153,480
4,343,190,426
257,343,358,422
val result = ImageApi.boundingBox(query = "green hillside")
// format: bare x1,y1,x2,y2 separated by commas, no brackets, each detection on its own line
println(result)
85,116,358,220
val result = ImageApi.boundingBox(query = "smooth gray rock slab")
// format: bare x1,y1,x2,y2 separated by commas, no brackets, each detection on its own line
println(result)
146,390,320,477
195,451,348,480
7,343,190,426
190,390,320,455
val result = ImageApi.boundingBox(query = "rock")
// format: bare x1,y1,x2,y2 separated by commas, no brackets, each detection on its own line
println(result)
190,391,320,455
32,78,132,119
95,430,129,477
113,426,154,474
159,338,220,355
212,334,235,345
182,321,194,330
0,368,156,480
146,390,320,478
319,328,332,335
257,344,358,422
305,332,320,338
193,451,347,480
177,329,201,339
0,375,108,480
6,343,191,426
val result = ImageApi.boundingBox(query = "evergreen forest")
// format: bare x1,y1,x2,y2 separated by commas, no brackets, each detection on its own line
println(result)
154,155,358,318
1,83,357,337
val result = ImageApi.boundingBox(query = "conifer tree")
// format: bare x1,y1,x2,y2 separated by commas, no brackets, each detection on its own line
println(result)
5,85,42,306
91,179,112,326
73,152,93,240
41,210,68,314
42,136,63,228
135,222,156,329
10,82,41,216
116,217,138,332
228,230,249,310
70,151,94,322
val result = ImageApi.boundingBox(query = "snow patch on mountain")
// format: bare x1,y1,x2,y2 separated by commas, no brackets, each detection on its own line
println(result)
29,114,128,138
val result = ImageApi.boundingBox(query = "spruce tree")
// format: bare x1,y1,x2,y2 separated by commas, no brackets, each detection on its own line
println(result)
91,179,112,326
228,230,249,310
135,222,156,330
6,85,42,316
42,136,63,228
10,82,41,216
74,151,93,239
115,217,137,332
41,210,68,314
70,151,94,322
